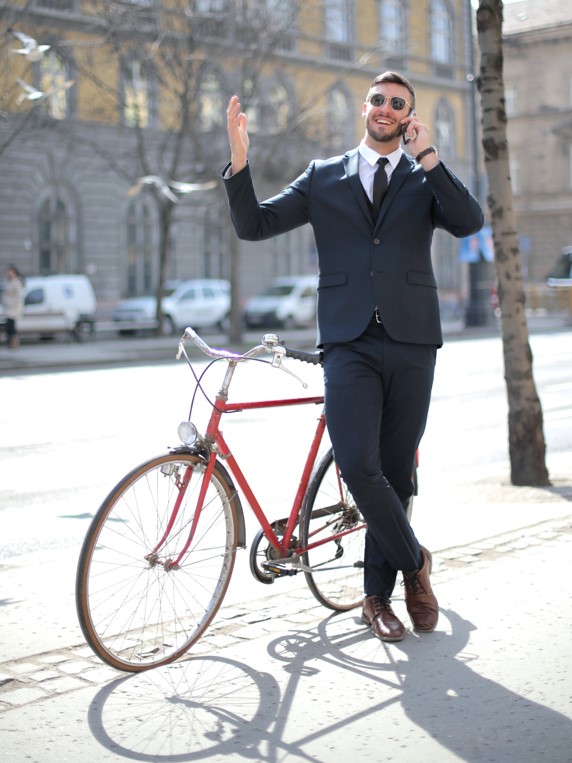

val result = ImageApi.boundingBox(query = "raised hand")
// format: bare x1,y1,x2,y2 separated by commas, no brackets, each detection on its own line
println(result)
226,95,249,175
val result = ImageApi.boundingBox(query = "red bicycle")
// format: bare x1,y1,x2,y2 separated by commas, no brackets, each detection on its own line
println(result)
76,329,416,672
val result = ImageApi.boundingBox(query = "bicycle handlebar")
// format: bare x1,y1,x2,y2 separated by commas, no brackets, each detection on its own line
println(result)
282,346,323,366
178,327,323,367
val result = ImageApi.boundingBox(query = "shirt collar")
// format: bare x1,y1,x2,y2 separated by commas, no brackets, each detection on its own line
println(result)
359,140,403,171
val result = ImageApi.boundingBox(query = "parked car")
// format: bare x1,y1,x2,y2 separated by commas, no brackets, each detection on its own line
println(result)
113,279,231,335
243,275,318,329
0,274,96,342
546,246,572,287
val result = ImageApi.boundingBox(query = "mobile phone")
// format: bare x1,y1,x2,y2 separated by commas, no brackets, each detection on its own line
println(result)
402,110,416,143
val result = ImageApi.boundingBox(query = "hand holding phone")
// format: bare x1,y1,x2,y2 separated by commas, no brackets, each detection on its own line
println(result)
402,111,416,143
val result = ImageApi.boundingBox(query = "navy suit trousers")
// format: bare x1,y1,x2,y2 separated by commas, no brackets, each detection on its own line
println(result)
322,318,437,597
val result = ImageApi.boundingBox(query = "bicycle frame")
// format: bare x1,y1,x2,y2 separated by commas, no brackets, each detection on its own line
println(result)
208,392,327,557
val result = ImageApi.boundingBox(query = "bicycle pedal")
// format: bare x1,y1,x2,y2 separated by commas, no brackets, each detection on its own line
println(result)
262,562,299,577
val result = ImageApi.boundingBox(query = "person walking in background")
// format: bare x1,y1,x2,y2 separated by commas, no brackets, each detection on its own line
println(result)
222,71,484,642
2,264,25,349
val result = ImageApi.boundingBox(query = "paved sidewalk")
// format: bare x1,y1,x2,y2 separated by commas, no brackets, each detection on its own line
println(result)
0,313,569,374
1,471,571,762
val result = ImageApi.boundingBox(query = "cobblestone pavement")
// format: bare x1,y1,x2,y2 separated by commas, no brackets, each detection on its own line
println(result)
1,514,569,715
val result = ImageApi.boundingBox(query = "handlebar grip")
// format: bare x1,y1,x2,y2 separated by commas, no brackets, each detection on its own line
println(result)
283,347,323,366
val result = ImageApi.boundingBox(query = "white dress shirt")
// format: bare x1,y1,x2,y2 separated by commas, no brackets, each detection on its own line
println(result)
358,140,403,204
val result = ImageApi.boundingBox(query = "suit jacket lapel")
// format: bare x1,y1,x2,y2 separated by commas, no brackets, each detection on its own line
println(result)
344,149,372,226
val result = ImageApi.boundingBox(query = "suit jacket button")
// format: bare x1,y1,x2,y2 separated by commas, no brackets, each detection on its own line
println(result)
373,238,380,245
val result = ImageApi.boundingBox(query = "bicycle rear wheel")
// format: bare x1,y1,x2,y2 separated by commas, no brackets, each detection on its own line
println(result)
300,448,366,611
76,452,240,672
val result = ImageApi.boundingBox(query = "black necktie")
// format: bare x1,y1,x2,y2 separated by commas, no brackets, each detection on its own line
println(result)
372,157,389,220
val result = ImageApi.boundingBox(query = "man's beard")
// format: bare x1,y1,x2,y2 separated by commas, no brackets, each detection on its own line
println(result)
366,118,402,144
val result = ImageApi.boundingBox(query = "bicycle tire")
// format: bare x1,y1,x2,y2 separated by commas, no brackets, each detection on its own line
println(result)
300,448,366,611
76,452,240,672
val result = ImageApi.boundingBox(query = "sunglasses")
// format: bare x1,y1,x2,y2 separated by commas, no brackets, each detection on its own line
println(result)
367,93,413,112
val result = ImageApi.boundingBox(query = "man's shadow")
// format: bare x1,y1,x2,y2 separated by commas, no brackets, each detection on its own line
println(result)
392,608,571,761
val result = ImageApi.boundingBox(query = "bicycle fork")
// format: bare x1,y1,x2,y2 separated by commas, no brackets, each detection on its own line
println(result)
144,456,215,571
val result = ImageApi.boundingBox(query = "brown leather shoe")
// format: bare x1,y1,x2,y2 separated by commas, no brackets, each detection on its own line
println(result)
361,595,405,642
403,546,438,632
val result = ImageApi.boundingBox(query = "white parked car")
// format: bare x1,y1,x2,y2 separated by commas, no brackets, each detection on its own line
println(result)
0,274,97,342
546,246,572,288
243,275,318,329
113,279,231,335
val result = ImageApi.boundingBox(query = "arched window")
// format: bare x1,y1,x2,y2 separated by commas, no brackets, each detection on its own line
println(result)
39,50,73,120
434,99,456,159
327,87,353,153
122,59,151,128
239,77,292,135
199,69,225,132
379,0,408,55
38,195,74,274
242,76,260,134
266,82,291,135
431,0,454,64
126,199,154,295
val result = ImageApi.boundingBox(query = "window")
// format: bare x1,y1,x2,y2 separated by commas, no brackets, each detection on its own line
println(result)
194,0,227,36
237,77,292,135
265,82,291,135
123,60,150,127
242,76,260,133
203,206,226,278
38,196,73,274
126,200,153,295
505,85,517,116
195,0,225,9
199,70,224,131
327,88,353,152
431,0,454,66
39,50,72,120
379,0,408,55
509,153,520,195
324,0,352,61
434,99,455,159
35,0,74,9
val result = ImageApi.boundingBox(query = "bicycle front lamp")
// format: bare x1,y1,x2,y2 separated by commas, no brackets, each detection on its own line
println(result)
178,420,199,446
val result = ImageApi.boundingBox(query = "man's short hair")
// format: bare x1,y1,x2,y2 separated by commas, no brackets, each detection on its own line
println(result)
369,71,416,110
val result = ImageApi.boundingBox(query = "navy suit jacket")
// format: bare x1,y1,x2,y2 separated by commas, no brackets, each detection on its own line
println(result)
222,148,484,347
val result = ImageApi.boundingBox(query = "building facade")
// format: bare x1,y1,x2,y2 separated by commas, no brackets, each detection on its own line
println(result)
1,0,477,313
503,0,572,283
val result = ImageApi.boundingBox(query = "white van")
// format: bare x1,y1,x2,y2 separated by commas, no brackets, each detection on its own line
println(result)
0,274,97,342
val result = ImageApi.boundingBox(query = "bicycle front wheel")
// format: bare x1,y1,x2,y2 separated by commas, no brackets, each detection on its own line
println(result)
76,452,240,672
300,448,365,611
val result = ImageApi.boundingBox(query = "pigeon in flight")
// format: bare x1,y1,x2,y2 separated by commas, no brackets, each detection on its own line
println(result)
16,77,74,105
128,176,216,203
9,29,50,62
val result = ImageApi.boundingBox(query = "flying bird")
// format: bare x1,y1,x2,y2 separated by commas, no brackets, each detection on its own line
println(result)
9,29,50,62
127,176,216,203
16,77,74,105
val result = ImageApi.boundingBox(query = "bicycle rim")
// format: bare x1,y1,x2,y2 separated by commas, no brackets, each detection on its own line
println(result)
300,449,365,611
76,453,238,671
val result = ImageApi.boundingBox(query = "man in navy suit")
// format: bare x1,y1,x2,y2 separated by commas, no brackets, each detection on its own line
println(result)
223,71,484,642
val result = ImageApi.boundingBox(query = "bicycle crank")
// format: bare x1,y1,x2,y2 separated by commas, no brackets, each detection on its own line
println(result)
248,520,300,584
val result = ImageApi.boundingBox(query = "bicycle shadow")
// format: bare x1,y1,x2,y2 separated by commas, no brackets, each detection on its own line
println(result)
86,606,572,762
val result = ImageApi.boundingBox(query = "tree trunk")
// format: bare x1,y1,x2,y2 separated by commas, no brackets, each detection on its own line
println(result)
227,231,243,344
155,202,174,334
476,0,550,486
